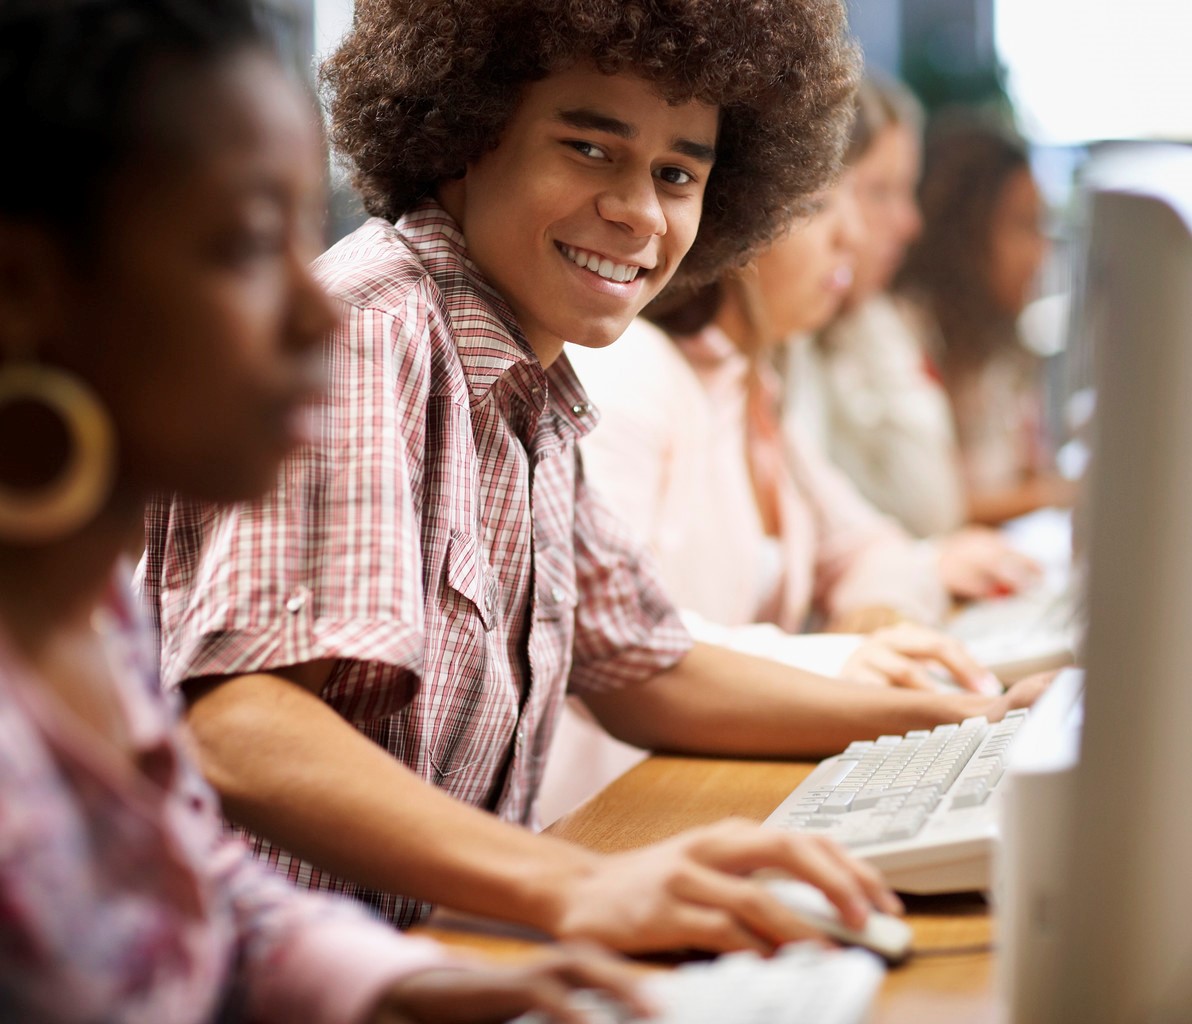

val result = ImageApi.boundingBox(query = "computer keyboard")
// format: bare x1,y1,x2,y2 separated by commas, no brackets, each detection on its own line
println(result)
510,943,884,1024
947,582,1080,679
763,711,1030,893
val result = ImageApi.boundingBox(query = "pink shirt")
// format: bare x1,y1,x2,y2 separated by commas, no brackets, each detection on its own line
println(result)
566,319,947,631
141,202,691,927
0,574,448,1024
538,319,946,824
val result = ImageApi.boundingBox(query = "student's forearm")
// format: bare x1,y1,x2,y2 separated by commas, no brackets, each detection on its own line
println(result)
583,642,985,759
185,672,597,931
966,474,1074,526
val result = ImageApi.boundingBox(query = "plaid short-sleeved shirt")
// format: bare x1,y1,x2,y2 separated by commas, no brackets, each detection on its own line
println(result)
141,201,692,927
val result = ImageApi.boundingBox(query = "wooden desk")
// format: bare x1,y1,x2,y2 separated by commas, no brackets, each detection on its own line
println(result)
416,754,1002,1022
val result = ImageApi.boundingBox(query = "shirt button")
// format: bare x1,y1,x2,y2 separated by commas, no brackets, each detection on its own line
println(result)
571,402,590,416
550,586,565,604
285,587,309,613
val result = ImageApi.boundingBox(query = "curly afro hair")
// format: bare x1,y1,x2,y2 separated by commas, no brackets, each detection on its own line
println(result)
322,0,860,290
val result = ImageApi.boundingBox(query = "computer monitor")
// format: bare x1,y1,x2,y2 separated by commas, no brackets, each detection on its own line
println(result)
1043,145,1192,1020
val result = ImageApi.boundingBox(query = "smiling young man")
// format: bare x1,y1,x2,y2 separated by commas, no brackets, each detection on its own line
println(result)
142,0,1046,955
435,65,718,363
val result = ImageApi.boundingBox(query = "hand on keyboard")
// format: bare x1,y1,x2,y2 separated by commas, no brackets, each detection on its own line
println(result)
368,944,653,1024
510,944,885,1024
840,622,1002,694
547,819,901,955
937,526,1043,600
986,671,1055,721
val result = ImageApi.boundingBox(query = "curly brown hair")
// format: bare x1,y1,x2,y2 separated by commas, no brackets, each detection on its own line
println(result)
322,0,859,289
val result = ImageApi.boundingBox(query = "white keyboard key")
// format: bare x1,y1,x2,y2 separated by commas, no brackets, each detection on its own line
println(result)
820,791,856,813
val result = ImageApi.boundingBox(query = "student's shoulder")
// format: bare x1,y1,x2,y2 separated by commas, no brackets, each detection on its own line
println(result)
313,218,441,317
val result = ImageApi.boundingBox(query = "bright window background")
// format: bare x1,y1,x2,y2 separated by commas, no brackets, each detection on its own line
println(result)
314,0,353,61
996,0,1192,144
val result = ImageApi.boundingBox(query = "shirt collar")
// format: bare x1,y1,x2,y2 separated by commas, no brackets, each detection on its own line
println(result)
398,199,536,398
397,200,597,440
547,352,600,440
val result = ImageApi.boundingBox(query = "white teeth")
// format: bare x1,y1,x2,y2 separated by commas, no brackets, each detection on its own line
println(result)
561,244,641,283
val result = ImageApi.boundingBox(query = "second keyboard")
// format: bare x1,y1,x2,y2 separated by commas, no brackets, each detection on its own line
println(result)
762,711,1029,893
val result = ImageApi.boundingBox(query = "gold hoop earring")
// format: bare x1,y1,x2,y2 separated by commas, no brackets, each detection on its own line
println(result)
0,362,116,544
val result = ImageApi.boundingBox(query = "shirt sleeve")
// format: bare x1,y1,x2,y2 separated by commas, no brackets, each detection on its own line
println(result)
149,710,459,1024
144,288,435,721
207,830,455,1024
567,469,694,694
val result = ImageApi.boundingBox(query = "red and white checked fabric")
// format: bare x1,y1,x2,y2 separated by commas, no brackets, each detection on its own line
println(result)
141,201,692,928
0,569,450,1024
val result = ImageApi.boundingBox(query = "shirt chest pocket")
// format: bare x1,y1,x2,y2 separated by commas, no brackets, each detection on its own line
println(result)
445,531,499,631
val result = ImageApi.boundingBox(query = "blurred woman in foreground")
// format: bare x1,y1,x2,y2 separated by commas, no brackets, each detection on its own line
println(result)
0,2,642,1020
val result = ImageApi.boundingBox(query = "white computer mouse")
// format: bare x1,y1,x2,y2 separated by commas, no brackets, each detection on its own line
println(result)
761,877,913,964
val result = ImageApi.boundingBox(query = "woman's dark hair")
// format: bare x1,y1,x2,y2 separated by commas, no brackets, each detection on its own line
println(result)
895,113,1032,375
0,0,266,243
323,0,860,291
849,74,923,164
